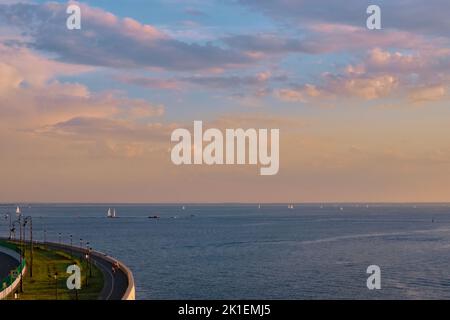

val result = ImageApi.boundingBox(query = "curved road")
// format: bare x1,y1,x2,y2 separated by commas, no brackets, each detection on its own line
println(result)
0,252,19,280
44,243,128,300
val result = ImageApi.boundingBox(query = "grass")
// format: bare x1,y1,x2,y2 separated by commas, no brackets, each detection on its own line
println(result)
5,242,104,300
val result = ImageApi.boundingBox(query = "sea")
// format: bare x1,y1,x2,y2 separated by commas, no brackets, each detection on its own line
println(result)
1,203,450,299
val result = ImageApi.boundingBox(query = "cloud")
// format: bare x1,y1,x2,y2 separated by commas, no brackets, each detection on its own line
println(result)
0,40,165,144
223,24,432,58
38,116,171,145
118,71,288,98
276,73,398,103
408,85,447,104
117,76,180,90
184,8,208,17
0,2,256,71
275,46,450,104
181,71,282,89
238,0,450,38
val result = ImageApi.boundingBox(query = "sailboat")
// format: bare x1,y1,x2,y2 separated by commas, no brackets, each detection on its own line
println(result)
258,204,261,209
107,208,117,218
182,206,186,210
288,204,294,209
16,206,21,215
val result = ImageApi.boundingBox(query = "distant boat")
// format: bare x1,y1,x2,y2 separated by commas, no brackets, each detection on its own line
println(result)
15,206,21,215
258,204,261,209
340,207,344,211
182,206,186,210
288,204,294,209
148,215,160,219
107,208,117,218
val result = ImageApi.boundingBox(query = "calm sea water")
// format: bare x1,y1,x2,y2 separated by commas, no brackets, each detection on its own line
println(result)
2,204,450,299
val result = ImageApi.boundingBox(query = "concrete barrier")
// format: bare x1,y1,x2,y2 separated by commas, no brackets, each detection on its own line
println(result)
0,245,26,300
89,250,136,300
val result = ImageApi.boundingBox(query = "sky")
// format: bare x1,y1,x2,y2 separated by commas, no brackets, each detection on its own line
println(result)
1,0,450,203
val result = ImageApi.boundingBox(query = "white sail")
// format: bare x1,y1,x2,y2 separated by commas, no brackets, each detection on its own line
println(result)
113,209,116,218
107,208,112,217
16,206,21,215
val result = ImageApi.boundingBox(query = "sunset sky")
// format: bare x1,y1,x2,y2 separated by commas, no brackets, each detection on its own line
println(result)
1,0,450,203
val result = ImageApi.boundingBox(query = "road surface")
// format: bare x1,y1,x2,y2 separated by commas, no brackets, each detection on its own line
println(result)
0,252,19,281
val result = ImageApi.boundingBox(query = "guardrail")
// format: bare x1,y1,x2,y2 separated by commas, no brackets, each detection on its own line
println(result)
0,243,26,300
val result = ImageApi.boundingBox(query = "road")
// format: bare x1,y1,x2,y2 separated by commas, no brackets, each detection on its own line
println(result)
44,243,129,300
0,252,19,281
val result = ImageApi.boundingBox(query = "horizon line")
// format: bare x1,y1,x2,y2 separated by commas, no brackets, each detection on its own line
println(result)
2,201,450,205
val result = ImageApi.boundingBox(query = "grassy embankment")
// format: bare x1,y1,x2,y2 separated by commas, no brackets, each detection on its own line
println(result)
1,241,104,300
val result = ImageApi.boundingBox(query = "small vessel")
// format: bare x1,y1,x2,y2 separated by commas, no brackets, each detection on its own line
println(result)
182,206,186,210
340,207,344,211
258,204,261,209
148,215,160,219
288,204,294,209
107,208,117,218
16,206,21,215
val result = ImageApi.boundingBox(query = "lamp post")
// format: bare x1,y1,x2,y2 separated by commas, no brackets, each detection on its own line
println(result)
88,247,92,278
4,213,11,239
54,272,58,300
69,234,73,259
23,216,33,278
11,218,23,293
85,252,89,287
85,242,91,280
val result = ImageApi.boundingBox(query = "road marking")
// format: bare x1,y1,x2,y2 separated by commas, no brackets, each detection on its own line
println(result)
94,259,115,300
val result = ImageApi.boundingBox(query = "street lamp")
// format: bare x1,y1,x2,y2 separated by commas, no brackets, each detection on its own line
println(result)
85,252,89,287
3,213,11,239
69,234,73,259
23,216,33,278
88,247,93,278
11,218,23,292
54,272,58,300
